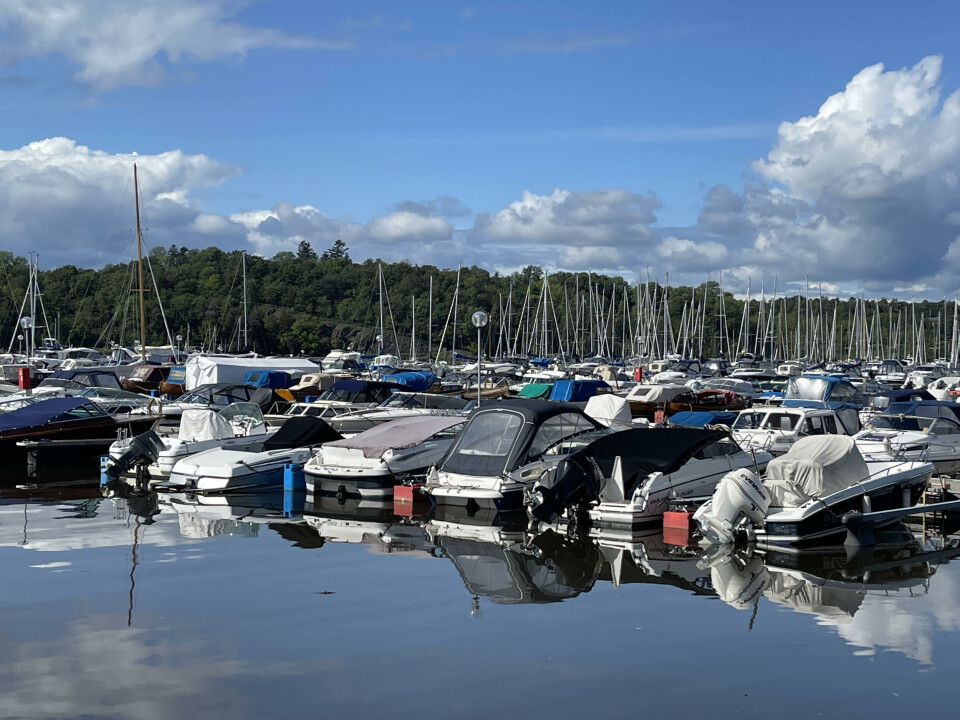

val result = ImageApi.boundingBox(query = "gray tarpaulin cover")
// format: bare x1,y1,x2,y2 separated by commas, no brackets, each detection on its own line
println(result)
765,435,869,507
325,415,466,458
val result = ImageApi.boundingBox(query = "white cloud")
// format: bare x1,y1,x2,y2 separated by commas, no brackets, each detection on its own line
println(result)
656,236,728,270
677,56,960,295
367,212,452,242
0,0,348,90
0,137,239,267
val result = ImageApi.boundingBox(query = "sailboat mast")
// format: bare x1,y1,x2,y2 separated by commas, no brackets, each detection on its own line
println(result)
133,164,147,359
242,250,248,349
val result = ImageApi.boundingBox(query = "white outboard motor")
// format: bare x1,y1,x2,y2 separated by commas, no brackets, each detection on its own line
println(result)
694,468,771,545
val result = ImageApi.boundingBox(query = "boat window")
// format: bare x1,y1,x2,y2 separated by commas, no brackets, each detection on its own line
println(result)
55,404,108,420
732,413,763,430
803,416,827,435
717,436,742,455
866,416,926,432
827,382,860,403
762,413,799,431
694,441,724,459
823,415,838,434
930,419,960,436
527,413,597,457
457,413,523,457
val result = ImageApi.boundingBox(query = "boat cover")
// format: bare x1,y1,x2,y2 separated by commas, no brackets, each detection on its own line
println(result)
184,356,319,391
764,435,869,507
626,383,690,402
0,397,93,433
584,394,632,428
556,427,725,497
549,379,610,402
262,415,342,451
669,410,737,428
324,415,466,458
516,383,552,399
178,409,234,442
383,372,437,392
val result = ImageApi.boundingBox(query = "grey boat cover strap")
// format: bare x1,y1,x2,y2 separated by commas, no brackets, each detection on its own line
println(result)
764,435,869,507
325,415,466,458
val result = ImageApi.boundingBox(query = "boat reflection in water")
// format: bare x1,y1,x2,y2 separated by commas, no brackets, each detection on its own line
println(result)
700,527,960,663
303,494,437,557
425,505,602,606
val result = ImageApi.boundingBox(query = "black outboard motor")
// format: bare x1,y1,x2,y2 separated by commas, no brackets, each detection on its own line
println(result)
106,430,164,479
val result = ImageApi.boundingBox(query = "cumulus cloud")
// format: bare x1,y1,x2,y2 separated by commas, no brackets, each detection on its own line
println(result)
0,0,348,90
656,236,728,271
676,56,960,295
0,137,240,267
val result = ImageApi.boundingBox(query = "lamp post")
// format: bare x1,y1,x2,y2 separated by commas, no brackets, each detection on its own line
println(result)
176,334,183,360
19,317,32,358
16,334,23,355
471,311,488,407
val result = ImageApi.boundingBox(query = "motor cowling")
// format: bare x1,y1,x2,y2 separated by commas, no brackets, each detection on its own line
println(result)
693,468,770,545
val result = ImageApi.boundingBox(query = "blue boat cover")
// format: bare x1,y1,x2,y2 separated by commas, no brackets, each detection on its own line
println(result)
668,410,737,428
383,371,436,392
0,397,92,433
243,369,293,389
549,379,610,402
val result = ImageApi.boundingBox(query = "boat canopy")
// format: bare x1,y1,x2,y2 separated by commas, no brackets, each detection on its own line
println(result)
317,379,396,404
0,397,104,433
243,369,294,389
440,399,602,477
553,427,727,498
263,415,342,451
625,384,693,403
764,435,869,508
42,369,122,390
324,415,466,458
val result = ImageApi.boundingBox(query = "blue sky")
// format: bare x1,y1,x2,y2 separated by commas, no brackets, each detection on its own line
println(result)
1,1,959,296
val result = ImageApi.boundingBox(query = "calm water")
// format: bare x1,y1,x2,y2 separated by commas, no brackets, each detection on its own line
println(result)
2,465,960,720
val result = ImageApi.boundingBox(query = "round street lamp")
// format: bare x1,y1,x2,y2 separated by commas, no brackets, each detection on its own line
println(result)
471,311,488,406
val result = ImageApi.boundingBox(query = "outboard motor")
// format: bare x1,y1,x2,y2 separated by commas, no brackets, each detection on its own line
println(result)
694,468,770,545
105,430,164,479
699,547,769,610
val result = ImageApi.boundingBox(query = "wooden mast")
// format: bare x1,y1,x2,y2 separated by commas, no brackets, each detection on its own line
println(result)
133,164,147,359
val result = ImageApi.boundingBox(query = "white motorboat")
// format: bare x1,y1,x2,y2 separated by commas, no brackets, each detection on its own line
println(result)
109,402,271,478
526,427,772,527
165,415,342,493
853,412,960,474
695,435,934,550
325,391,470,435
303,415,466,497
732,406,849,455
424,398,611,510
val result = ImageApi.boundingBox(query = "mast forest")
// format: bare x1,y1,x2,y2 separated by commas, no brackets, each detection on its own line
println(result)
1,244,958,365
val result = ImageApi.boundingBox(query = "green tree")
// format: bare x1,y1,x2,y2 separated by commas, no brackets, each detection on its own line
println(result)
296,240,318,260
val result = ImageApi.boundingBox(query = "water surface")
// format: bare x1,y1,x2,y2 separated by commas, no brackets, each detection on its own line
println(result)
1,468,959,719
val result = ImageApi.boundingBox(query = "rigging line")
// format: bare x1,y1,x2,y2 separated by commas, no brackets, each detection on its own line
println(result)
141,237,176,352
217,254,243,332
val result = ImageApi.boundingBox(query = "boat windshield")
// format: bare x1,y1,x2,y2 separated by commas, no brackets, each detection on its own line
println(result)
865,415,931,432
785,377,830,401
442,411,524,476
733,412,799,431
